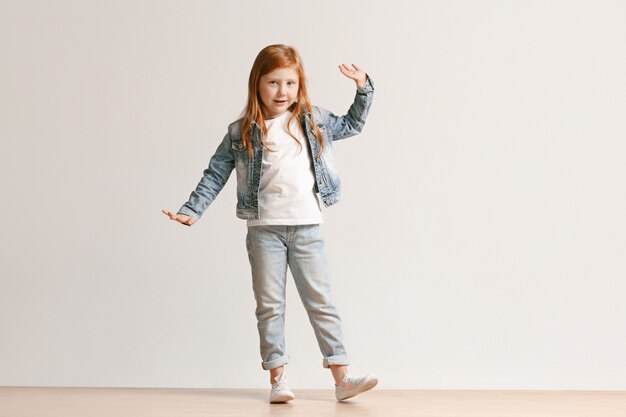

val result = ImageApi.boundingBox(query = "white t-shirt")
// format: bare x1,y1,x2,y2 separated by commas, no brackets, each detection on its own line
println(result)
247,111,323,227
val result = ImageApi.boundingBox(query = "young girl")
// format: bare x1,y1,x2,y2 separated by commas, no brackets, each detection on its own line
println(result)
162,44,376,403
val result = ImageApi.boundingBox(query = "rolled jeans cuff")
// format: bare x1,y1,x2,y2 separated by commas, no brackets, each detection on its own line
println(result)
262,354,289,370
323,354,350,369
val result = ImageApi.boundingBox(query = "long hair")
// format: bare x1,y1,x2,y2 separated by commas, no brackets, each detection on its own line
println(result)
241,44,324,159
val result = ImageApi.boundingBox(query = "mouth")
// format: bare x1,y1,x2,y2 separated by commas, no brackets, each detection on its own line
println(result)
274,99,288,105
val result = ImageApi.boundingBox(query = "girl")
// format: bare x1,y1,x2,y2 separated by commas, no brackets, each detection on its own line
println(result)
162,44,376,403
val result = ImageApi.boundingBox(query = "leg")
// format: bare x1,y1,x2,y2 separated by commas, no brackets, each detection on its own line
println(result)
286,224,350,370
269,365,285,384
329,364,348,385
246,226,290,371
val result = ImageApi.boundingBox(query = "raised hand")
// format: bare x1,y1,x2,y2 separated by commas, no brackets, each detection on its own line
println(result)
162,209,195,226
338,63,367,89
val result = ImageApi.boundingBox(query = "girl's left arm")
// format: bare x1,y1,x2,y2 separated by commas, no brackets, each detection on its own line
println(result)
324,64,374,141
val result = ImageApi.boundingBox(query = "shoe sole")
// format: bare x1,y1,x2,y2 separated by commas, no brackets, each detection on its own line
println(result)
270,393,295,403
336,377,378,401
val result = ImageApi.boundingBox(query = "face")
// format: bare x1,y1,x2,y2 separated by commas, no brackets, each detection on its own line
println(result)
258,66,299,119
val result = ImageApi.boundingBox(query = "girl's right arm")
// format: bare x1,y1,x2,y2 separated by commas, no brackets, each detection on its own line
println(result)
163,131,235,226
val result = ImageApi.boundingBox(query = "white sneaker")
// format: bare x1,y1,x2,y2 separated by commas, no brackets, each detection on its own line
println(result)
335,374,378,401
269,371,295,403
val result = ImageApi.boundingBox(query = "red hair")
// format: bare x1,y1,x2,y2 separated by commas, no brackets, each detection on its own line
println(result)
241,44,324,159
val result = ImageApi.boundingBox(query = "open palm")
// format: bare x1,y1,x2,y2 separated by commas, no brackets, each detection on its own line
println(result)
162,209,195,226
338,63,367,88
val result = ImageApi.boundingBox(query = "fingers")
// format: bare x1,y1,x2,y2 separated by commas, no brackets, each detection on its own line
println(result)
339,63,355,73
338,64,355,80
338,63,365,80
163,209,193,225
164,210,180,221
339,63,362,72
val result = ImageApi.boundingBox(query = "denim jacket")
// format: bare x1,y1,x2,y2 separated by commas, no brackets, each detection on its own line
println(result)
177,76,374,223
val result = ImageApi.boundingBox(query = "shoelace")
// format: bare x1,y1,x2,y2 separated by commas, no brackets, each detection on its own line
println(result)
340,375,361,387
272,374,288,391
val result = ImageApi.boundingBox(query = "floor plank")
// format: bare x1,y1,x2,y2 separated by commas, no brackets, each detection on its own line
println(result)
1,387,625,417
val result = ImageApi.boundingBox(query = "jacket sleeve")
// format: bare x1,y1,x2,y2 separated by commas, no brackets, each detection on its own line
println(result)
176,131,235,224
325,75,374,141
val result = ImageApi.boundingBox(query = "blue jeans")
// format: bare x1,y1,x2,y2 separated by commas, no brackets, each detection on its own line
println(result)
245,224,350,370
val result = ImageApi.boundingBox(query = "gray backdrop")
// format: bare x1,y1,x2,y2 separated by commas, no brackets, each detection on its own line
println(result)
1,0,625,389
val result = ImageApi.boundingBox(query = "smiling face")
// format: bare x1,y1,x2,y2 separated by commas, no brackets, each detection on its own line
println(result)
258,66,299,119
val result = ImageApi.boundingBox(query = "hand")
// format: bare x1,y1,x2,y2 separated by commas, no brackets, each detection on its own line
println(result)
162,209,195,226
338,63,367,89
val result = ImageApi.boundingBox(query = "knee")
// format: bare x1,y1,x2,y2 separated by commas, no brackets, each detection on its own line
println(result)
304,301,339,317
255,301,286,321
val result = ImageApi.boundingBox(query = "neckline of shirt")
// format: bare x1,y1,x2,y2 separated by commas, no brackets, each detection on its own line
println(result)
266,110,292,124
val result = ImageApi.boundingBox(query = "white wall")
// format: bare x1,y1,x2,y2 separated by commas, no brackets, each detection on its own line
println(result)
1,0,625,389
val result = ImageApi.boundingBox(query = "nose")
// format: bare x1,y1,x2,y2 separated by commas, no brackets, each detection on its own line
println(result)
277,83,287,95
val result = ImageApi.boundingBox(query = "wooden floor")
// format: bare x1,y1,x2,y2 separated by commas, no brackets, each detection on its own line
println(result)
1,387,625,417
